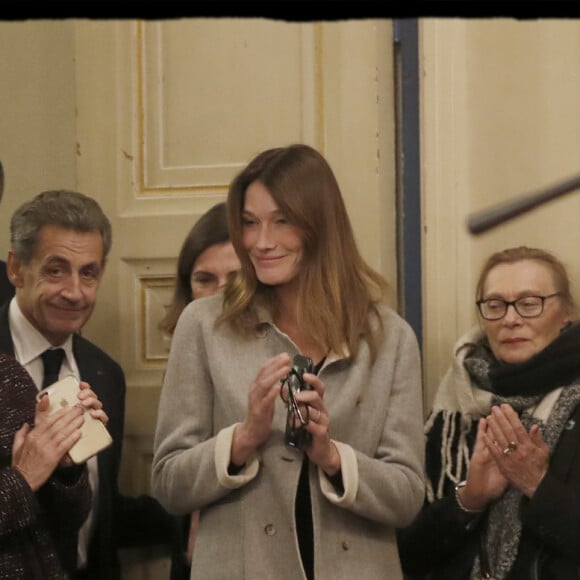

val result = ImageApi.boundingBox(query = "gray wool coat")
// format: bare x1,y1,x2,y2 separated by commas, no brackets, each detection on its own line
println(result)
152,293,425,579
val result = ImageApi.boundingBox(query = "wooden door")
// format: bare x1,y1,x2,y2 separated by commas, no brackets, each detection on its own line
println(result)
74,18,396,577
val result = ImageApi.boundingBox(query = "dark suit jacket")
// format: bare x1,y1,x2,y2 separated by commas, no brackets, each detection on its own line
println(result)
0,302,186,580
0,261,14,307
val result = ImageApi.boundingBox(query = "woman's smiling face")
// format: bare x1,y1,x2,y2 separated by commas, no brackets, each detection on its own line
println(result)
241,180,304,288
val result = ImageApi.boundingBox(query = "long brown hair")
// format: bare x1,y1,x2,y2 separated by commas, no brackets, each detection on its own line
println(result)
220,144,390,361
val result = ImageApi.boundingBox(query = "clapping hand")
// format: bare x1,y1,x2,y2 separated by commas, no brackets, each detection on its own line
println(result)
12,395,85,491
483,404,550,497
231,353,291,467
459,417,509,511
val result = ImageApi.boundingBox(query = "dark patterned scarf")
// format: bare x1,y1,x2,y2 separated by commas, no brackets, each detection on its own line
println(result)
424,323,580,580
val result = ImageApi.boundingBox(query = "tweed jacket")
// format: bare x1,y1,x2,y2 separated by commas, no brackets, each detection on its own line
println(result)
0,301,184,580
152,293,425,579
0,353,91,579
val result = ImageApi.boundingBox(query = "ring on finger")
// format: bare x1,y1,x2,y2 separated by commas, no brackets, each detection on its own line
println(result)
502,441,518,455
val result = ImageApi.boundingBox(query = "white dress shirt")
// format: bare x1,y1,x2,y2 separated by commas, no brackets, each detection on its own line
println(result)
9,298,99,569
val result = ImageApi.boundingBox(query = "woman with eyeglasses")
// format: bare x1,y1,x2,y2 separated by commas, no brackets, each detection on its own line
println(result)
398,246,580,580
152,144,425,579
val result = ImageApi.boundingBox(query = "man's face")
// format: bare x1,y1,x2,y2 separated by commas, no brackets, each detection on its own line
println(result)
8,225,105,345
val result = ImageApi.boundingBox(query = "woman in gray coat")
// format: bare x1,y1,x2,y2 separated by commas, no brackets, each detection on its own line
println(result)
152,144,425,579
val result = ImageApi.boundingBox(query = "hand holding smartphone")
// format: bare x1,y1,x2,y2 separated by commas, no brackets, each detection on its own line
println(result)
36,376,113,464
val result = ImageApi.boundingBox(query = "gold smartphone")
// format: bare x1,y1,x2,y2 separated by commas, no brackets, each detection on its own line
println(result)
36,375,113,464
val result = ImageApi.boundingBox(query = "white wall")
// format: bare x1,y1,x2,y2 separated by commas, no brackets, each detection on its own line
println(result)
0,21,77,258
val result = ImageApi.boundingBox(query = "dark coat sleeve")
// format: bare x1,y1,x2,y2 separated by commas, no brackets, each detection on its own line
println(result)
397,413,483,578
39,464,92,537
0,466,40,537
0,464,90,543
520,409,580,564
397,493,483,577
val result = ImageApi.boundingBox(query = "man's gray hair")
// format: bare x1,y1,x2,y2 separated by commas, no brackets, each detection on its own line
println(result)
10,190,112,264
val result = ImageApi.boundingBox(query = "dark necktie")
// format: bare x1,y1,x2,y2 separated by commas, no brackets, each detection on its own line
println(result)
41,348,65,388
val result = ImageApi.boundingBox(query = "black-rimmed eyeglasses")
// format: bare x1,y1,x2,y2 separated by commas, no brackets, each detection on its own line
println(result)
476,293,560,321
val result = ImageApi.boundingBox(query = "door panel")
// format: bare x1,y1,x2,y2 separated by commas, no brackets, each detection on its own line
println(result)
74,18,395,577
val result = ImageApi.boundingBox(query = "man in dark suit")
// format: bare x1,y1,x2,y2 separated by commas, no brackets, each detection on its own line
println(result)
0,161,15,306
0,189,186,580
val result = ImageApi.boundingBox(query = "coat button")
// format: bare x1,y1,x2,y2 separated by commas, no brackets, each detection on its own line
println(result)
264,524,276,536
255,323,269,338
341,540,350,550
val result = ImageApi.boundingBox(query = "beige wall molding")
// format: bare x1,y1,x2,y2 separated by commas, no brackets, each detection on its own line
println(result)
421,18,580,409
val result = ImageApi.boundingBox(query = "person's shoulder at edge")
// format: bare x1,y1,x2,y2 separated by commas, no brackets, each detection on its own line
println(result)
375,302,419,340
74,332,124,373
174,291,225,331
